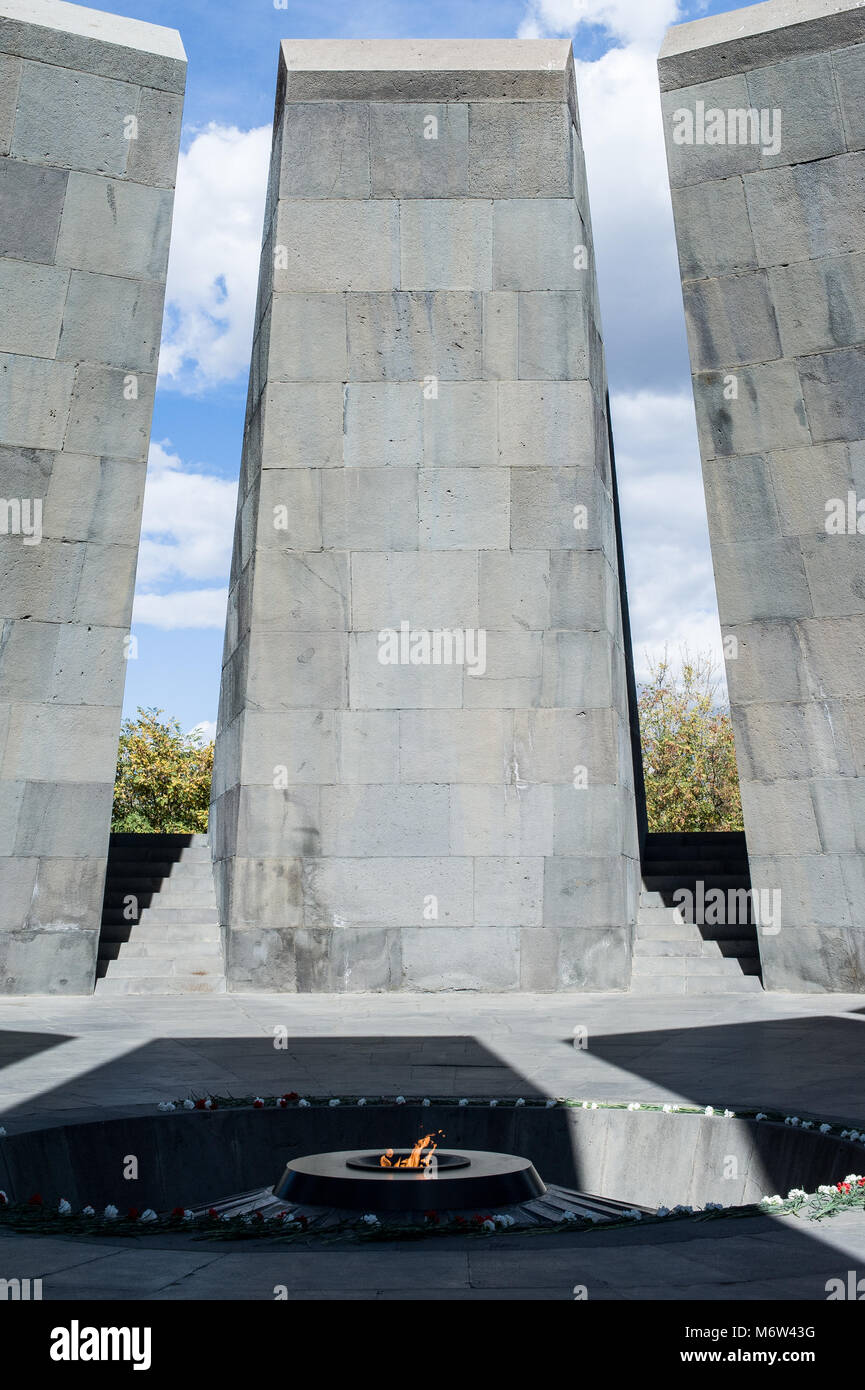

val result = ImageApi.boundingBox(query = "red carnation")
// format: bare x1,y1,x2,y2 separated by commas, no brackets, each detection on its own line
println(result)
28,1193,43,1206
195,1099,207,1110
127,1207,140,1220
171,1206,185,1218
283,1092,299,1102
208,1207,219,1219
253,1100,264,1109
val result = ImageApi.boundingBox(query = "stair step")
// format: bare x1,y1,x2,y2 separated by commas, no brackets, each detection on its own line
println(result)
634,938,758,959
101,956,223,977
641,859,748,876
631,973,762,995
99,941,222,961
94,975,226,996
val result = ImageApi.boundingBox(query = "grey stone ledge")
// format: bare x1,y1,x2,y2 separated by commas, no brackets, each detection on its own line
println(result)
659,0,865,91
0,0,186,94
279,39,576,103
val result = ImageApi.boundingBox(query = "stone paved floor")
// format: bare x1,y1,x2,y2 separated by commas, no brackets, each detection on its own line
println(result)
1,991,864,1299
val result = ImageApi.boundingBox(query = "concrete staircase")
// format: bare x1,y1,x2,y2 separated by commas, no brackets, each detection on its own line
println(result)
632,832,763,995
95,834,225,995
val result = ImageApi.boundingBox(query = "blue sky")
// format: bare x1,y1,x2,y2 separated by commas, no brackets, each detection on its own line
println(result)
121,0,759,736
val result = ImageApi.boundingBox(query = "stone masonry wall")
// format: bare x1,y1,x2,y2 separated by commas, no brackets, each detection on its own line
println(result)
659,0,865,990
0,0,185,992
212,39,640,992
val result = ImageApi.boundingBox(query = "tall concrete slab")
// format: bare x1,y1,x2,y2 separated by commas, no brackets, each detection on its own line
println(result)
659,0,865,991
0,0,185,993
212,40,640,992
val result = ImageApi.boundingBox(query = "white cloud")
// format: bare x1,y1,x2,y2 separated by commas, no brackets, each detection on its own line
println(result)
137,441,236,586
610,389,725,689
519,0,681,48
188,720,217,744
159,123,271,394
133,588,228,630
132,441,235,629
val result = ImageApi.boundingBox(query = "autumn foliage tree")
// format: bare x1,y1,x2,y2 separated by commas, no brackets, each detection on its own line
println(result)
638,650,743,832
111,707,214,833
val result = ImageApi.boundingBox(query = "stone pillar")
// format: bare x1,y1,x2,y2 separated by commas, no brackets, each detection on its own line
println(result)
212,39,640,992
0,0,185,993
659,0,865,990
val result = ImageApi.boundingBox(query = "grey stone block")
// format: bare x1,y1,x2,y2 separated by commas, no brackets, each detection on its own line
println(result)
801,533,865,617
682,271,781,371
401,926,520,991
274,199,399,292
266,296,348,385
493,198,585,290
63,364,156,460
57,271,166,371
422,383,497,466
744,153,865,267
768,442,851,538
370,103,468,198
56,173,174,279
346,291,482,380
0,53,20,155
294,926,402,992
319,784,450,856
499,381,596,468
661,75,763,188
513,707,619,785
474,857,543,927
0,158,67,264
0,259,67,357
246,630,348,709
303,856,472,927
0,921,97,994
510,467,613,553
398,710,510,783
558,927,631,990
692,362,810,458
419,467,509,549
12,782,113,856
343,383,423,468
12,60,136,175
0,353,74,448
478,550,550,630
541,630,617,709
798,347,865,442
279,101,370,198
710,537,812,623
543,855,627,931
349,632,463,710
702,454,781,544
769,254,865,357
250,552,349,631
0,3,186,95
399,199,492,290
322,467,418,550
482,291,518,379
517,291,590,380
467,101,572,197
351,551,478,629
449,783,554,856
670,177,757,279
832,42,865,151
261,381,343,466
126,86,184,187
745,52,846,165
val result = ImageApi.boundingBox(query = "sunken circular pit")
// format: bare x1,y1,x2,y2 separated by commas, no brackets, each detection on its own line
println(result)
275,1148,545,1212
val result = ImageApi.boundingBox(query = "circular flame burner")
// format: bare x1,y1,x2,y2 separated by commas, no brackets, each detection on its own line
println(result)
274,1150,545,1211
346,1150,470,1172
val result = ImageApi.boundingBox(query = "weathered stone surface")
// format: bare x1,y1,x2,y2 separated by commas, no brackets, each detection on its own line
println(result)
660,0,865,992
212,39,639,990
0,0,185,994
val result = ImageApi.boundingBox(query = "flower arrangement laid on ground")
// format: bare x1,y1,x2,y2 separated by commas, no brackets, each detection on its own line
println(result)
1,1096,863,1242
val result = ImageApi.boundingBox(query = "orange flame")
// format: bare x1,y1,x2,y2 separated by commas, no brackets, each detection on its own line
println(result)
379,1131,443,1169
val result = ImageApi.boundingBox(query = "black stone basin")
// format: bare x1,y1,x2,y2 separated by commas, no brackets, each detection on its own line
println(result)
346,1150,470,1172
274,1149,546,1211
